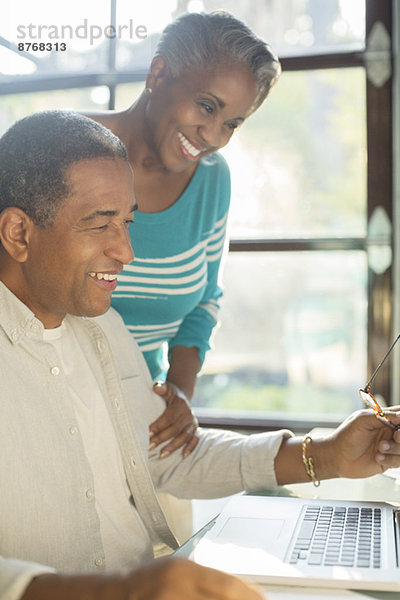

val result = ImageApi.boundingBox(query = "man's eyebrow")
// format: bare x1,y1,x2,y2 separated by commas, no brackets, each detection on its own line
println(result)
80,210,118,223
80,204,137,223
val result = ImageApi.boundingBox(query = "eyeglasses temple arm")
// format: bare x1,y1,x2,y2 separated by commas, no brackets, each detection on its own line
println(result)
365,332,400,390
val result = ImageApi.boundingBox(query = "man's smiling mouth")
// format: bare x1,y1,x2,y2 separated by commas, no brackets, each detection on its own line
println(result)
89,272,118,281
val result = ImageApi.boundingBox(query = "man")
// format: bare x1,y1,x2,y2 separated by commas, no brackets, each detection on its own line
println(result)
1,111,399,600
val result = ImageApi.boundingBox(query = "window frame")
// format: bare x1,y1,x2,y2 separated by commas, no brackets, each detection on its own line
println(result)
218,0,394,433
0,0,394,433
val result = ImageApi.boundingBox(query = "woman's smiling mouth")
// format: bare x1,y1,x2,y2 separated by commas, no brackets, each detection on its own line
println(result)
177,132,205,160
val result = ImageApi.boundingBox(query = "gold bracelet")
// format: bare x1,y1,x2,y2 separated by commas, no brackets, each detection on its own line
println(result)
302,435,320,487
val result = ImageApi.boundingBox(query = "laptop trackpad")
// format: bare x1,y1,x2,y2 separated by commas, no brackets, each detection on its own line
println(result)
218,517,286,552
195,516,290,573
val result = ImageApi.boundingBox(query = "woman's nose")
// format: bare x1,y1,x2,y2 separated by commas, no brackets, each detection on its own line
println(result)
198,120,226,150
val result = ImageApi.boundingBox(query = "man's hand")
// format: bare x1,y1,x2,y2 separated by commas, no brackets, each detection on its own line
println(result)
22,558,265,600
123,557,264,599
323,407,400,479
275,407,400,486
149,382,199,458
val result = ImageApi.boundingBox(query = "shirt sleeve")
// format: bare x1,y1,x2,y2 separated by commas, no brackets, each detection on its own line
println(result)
0,557,55,600
149,427,294,499
168,157,231,365
96,310,295,501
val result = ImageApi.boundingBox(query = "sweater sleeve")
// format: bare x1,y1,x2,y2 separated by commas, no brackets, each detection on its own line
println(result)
168,156,231,365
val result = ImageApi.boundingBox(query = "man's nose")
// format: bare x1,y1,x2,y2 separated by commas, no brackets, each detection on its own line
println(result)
106,224,134,265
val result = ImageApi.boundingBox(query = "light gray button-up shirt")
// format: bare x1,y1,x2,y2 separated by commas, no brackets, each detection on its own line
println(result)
0,281,292,600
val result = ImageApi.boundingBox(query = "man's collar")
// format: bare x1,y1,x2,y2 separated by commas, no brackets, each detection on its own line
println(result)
0,281,44,344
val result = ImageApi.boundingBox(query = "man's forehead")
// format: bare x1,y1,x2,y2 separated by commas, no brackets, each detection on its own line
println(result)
62,157,134,218
66,157,132,192
66,156,131,183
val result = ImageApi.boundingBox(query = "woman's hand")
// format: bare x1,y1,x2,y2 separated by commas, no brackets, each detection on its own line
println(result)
149,381,199,458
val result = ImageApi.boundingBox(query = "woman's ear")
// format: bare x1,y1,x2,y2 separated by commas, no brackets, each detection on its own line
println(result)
0,207,34,263
146,55,171,90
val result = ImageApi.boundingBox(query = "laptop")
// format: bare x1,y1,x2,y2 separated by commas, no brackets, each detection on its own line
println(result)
192,495,400,592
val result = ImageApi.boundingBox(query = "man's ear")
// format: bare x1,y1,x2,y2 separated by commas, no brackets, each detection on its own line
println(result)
0,207,34,263
146,55,171,90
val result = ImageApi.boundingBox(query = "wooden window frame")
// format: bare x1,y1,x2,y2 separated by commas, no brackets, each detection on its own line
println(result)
0,0,394,433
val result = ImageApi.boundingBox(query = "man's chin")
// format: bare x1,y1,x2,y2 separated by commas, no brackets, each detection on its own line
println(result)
76,300,112,319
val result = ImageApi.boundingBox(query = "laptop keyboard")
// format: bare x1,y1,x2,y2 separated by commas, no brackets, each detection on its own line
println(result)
288,505,382,568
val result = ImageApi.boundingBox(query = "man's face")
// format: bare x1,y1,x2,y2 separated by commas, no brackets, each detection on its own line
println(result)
20,157,135,328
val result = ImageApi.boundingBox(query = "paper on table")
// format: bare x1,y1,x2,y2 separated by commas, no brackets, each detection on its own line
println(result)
383,467,400,481
261,586,372,599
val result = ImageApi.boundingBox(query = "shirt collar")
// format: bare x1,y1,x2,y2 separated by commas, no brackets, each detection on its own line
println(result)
0,281,45,344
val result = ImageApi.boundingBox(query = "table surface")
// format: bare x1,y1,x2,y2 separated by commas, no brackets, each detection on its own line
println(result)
176,470,400,600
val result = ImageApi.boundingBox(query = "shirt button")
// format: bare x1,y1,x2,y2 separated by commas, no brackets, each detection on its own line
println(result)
94,557,103,567
97,340,105,353
130,457,136,468
11,330,18,341
85,489,94,501
113,398,120,410
50,366,60,376
69,426,78,435
30,321,40,331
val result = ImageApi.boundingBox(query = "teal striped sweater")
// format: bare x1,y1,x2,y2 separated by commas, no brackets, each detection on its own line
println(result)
112,152,231,380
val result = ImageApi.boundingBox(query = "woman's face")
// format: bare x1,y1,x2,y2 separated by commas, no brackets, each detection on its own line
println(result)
145,61,259,173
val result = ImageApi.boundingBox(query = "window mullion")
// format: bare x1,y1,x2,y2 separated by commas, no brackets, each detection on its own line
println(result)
365,0,393,405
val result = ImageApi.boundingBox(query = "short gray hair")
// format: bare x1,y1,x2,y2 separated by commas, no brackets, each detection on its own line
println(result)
0,110,128,229
155,11,281,114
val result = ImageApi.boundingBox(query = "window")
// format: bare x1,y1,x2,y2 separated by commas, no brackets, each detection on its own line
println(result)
0,0,395,431
194,0,394,430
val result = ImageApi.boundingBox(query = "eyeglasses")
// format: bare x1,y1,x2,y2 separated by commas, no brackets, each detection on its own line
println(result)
359,333,400,430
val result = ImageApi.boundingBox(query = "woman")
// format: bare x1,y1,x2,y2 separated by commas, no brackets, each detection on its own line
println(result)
88,10,280,447
86,11,280,539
